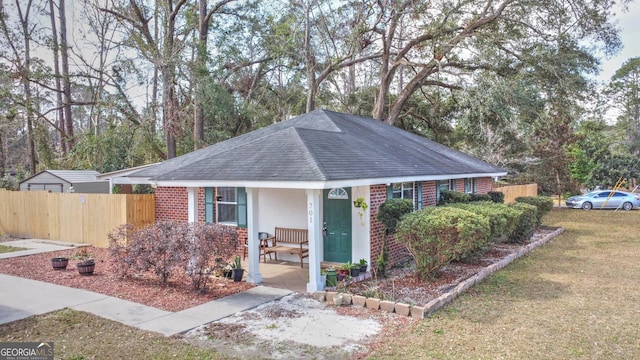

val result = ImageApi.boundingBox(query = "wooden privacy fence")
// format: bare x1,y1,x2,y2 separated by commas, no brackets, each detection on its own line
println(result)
0,190,155,247
492,183,538,203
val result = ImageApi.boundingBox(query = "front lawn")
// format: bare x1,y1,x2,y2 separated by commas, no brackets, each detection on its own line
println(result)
364,208,640,359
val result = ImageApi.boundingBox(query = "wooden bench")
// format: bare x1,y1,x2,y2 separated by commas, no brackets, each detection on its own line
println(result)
263,227,309,268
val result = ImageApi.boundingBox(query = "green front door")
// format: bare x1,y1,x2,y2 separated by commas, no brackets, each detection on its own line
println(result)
323,188,352,263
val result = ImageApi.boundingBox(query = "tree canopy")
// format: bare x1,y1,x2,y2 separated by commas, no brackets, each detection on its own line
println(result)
0,0,635,191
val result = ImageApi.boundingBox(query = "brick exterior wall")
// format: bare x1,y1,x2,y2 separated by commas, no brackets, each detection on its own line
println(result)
369,184,412,269
476,177,493,194
156,178,495,269
155,187,189,221
422,180,437,206
155,186,245,258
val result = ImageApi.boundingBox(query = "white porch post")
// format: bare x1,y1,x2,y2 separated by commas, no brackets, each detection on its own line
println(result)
187,187,198,223
246,188,262,283
306,189,322,292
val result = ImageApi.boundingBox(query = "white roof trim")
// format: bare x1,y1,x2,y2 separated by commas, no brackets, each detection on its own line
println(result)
151,172,507,190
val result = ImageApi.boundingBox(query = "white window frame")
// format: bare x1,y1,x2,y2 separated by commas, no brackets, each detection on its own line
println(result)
392,182,415,208
216,187,238,226
464,178,477,194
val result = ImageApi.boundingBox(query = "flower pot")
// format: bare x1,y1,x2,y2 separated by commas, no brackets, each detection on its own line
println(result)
325,269,337,287
359,264,368,273
350,267,360,277
77,260,95,276
337,269,349,281
231,269,244,282
51,257,69,270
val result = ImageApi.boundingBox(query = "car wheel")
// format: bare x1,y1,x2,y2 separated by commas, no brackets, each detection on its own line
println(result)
581,202,593,210
623,202,633,211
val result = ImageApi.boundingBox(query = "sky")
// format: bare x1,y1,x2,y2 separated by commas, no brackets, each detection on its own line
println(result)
597,2,640,82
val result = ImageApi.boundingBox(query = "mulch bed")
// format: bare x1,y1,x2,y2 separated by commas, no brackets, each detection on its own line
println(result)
0,247,253,312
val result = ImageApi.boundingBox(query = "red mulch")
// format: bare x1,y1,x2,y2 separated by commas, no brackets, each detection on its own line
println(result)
0,247,253,312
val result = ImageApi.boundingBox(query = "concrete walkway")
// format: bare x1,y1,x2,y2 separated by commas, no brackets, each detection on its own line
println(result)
0,240,292,336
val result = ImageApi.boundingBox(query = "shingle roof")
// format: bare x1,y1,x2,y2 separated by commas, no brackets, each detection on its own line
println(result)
44,170,100,183
130,109,505,183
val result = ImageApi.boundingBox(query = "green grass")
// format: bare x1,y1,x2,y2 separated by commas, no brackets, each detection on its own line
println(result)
0,309,230,360
0,244,26,253
367,208,640,359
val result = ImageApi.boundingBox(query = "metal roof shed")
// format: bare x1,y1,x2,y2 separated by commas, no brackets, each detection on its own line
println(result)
19,170,109,193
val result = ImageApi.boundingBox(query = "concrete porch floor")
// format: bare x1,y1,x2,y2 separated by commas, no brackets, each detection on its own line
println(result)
246,259,309,293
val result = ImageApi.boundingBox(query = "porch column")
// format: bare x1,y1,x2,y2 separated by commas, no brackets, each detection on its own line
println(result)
246,188,262,283
187,187,198,223
306,189,322,292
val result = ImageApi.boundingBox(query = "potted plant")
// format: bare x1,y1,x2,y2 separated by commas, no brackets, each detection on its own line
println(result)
325,266,337,287
320,269,327,289
51,257,69,270
359,258,368,273
77,259,95,276
353,197,369,221
337,263,350,281
230,255,244,282
349,261,360,277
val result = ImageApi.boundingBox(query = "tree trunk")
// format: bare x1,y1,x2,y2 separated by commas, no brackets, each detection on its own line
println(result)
193,0,208,150
48,0,66,154
304,3,316,113
59,0,74,149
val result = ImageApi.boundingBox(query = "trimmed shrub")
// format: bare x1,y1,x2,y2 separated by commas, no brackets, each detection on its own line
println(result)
469,193,492,202
488,191,505,203
437,190,471,205
376,198,413,233
396,207,490,279
375,198,412,277
515,196,553,225
508,202,538,243
448,202,507,246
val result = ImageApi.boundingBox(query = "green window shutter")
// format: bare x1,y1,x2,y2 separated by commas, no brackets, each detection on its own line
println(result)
236,187,247,228
386,185,393,199
436,180,440,202
417,182,423,210
204,187,214,224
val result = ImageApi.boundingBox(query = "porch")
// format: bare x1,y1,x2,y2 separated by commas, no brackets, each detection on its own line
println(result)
244,260,371,293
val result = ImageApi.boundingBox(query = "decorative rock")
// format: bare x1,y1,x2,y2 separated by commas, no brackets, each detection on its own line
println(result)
312,291,326,302
340,293,353,305
395,302,411,317
365,297,380,310
352,295,366,307
325,291,338,304
379,300,395,313
411,305,426,319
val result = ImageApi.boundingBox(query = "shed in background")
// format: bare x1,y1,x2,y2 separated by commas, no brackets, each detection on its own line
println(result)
19,170,109,193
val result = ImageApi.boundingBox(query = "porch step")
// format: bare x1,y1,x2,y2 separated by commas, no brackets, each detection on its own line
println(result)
320,261,344,269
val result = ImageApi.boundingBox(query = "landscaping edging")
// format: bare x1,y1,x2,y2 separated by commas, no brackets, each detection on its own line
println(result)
313,226,565,319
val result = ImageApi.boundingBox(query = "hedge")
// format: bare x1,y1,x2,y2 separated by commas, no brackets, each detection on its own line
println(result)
515,196,553,225
396,207,490,279
508,202,538,244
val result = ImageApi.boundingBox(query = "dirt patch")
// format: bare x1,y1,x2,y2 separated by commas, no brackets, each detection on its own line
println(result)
183,293,398,359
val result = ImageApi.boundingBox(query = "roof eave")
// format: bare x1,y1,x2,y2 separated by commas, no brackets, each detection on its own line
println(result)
151,172,507,190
